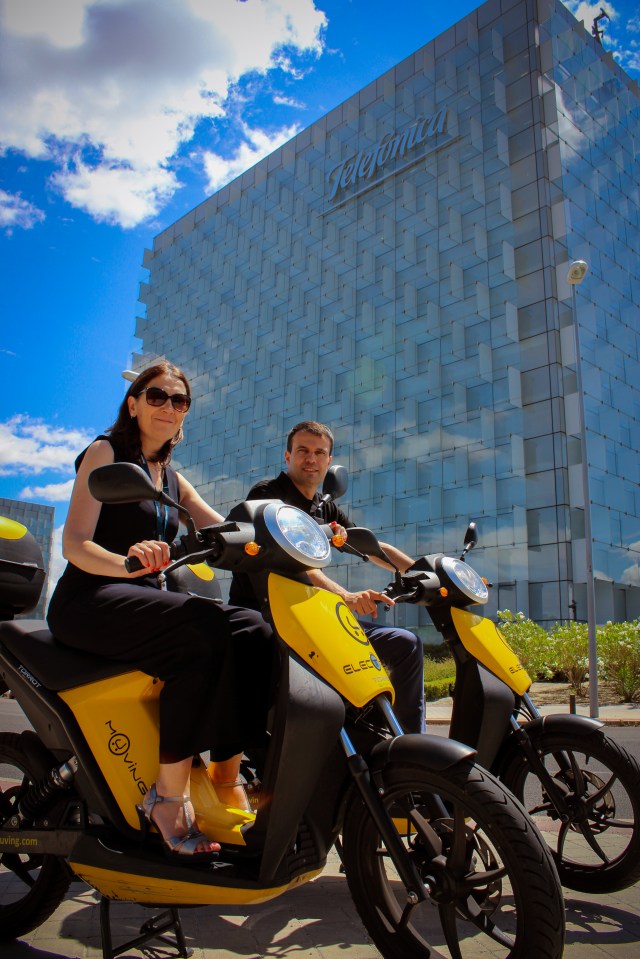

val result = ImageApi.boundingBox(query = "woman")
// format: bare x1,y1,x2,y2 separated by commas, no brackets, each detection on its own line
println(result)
48,361,272,862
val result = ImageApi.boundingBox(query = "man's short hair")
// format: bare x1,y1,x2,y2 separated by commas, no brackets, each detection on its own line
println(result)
286,421,334,454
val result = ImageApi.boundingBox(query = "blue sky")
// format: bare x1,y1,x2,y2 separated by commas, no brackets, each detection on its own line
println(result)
1,0,639,588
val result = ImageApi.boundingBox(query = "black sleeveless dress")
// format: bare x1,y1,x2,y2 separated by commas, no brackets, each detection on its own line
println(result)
47,436,273,763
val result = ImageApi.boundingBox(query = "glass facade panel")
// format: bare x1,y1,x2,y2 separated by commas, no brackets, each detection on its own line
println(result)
136,0,640,632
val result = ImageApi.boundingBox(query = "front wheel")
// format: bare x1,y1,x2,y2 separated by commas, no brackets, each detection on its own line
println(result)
502,729,640,893
341,758,564,959
0,732,71,940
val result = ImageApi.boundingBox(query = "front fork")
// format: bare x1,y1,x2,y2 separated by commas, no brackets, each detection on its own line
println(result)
340,724,428,905
508,697,578,822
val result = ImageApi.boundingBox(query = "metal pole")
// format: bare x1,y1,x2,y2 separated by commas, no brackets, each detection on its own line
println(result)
570,280,599,718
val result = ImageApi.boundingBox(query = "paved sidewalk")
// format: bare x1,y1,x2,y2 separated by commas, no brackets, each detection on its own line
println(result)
425,684,640,725
1,847,640,959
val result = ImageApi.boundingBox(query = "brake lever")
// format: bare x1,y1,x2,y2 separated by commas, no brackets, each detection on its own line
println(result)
336,541,370,561
380,587,419,611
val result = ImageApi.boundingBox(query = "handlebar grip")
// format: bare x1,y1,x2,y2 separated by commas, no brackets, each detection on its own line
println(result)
124,555,145,573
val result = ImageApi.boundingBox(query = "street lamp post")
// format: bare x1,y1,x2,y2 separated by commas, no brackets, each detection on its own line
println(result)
567,259,598,718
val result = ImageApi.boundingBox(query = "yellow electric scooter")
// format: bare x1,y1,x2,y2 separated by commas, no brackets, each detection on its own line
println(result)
347,521,640,894
0,467,565,959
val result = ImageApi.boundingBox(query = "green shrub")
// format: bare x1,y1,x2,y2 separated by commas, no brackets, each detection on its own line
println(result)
441,609,640,703
496,610,554,680
598,619,640,702
549,621,589,695
424,656,455,683
424,678,455,701
422,654,455,702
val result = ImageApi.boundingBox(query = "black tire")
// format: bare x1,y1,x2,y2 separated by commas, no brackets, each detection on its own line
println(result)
0,732,71,940
502,729,640,893
341,757,565,959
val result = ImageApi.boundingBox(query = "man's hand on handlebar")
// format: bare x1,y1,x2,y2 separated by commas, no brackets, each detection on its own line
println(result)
344,588,395,618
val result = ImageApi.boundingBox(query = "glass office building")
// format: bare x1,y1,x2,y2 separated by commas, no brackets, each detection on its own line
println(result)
0,497,54,620
135,0,640,638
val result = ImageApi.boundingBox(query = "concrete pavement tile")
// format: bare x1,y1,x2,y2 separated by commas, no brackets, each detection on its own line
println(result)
564,892,640,956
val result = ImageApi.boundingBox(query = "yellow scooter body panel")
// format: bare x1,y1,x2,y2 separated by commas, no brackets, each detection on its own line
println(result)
66,860,323,905
269,573,395,708
59,672,250,844
59,672,160,828
451,607,532,696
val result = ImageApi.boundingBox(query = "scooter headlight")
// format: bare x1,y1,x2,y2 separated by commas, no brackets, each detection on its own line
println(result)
440,557,488,604
262,503,331,568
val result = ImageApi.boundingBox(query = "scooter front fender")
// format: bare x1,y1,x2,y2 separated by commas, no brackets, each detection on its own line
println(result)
494,712,605,778
369,733,476,777
523,714,605,736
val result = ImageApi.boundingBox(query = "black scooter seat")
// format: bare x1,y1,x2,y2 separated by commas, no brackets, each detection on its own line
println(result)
0,619,139,691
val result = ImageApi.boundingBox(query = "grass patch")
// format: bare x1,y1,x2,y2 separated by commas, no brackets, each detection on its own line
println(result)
424,655,455,701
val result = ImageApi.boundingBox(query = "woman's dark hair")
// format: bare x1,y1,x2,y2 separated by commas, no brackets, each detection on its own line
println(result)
107,361,191,465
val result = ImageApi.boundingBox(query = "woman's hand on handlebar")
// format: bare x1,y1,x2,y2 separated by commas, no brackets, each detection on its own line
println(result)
125,540,171,576
344,588,395,618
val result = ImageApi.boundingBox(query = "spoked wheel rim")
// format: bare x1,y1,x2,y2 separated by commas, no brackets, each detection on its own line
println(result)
512,740,640,879
0,733,71,940
373,790,519,958
1,778,49,908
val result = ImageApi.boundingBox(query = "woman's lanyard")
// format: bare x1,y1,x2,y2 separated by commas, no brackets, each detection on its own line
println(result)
140,456,170,542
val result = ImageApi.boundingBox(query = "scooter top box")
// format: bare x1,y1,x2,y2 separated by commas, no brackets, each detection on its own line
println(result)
0,515,45,616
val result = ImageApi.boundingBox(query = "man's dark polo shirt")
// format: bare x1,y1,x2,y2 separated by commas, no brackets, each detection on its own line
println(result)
228,471,353,609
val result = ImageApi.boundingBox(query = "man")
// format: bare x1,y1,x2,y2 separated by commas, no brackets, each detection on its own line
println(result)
230,421,425,733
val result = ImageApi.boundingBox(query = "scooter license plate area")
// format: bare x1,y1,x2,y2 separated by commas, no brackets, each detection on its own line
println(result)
268,573,394,708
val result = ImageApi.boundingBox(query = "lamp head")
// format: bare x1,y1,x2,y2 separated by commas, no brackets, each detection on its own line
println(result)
567,260,588,285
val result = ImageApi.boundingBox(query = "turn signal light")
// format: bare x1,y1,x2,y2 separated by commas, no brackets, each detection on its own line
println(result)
439,587,449,597
244,542,261,556
332,533,346,547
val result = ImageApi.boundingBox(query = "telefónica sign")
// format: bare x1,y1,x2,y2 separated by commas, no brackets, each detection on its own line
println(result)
326,106,448,203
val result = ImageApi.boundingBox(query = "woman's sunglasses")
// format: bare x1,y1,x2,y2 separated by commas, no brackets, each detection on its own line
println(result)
135,386,191,413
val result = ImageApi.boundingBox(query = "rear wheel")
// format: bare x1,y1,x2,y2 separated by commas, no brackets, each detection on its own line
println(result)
502,729,640,893
0,732,71,940
341,758,564,958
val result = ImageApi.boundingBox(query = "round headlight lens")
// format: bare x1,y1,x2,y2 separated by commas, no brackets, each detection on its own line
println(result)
262,503,331,567
440,557,488,604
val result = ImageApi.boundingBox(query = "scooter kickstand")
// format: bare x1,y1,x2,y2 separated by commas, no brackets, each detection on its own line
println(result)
99,897,194,959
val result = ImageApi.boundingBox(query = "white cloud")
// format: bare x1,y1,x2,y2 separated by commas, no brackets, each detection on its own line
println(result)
2,0,92,48
0,188,45,233
20,479,76,502
621,560,640,586
0,0,326,227
0,415,94,476
202,123,300,193
564,2,619,30
51,161,179,228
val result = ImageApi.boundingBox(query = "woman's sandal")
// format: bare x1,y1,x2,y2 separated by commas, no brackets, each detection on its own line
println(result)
137,783,220,862
211,778,252,814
